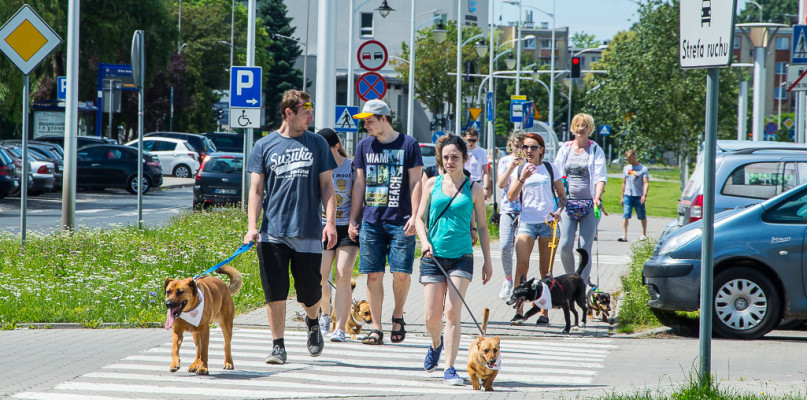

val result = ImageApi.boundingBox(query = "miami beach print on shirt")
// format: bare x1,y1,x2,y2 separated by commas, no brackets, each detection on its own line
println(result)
365,149,405,207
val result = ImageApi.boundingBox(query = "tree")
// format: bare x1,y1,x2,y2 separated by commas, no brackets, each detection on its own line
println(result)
571,31,600,49
737,0,797,23
259,0,301,130
586,0,742,164
393,21,487,131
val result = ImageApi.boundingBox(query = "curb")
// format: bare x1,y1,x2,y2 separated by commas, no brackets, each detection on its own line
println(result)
9,322,163,330
612,326,674,338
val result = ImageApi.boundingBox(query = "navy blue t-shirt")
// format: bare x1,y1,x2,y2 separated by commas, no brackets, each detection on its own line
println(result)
247,130,336,239
353,133,423,224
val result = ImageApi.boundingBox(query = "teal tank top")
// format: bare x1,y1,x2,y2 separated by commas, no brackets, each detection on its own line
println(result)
427,175,474,258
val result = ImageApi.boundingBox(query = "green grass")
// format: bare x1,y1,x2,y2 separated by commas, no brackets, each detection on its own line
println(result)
0,207,266,328
582,378,804,399
602,177,680,219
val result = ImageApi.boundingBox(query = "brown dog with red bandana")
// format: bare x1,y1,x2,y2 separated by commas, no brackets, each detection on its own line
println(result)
164,265,242,375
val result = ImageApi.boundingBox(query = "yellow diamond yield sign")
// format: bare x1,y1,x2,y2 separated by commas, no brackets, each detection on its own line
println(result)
0,5,61,75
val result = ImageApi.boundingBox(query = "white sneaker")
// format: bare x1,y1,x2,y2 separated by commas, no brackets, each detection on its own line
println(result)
319,314,331,335
639,235,648,241
499,280,513,299
330,329,345,342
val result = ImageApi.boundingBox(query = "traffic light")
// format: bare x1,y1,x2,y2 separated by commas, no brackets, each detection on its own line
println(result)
216,108,224,120
570,56,581,79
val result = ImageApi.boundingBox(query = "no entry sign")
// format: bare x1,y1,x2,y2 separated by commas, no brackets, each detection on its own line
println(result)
356,72,387,101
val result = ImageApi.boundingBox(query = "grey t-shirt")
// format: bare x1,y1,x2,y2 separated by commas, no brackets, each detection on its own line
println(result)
623,163,648,196
566,151,592,200
323,158,354,226
247,130,336,240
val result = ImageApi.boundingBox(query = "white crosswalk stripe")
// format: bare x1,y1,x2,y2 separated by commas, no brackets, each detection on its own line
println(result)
13,328,617,399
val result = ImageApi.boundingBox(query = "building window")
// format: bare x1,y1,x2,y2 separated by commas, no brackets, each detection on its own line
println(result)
541,39,551,48
733,35,741,49
775,87,788,100
360,12,373,37
776,62,787,75
776,37,790,50
524,37,536,50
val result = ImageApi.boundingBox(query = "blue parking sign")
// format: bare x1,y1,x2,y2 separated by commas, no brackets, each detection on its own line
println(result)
57,76,66,100
229,66,262,108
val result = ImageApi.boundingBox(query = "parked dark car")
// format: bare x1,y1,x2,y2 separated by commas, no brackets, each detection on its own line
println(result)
0,146,19,199
76,145,163,194
193,152,243,209
202,132,252,153
2,145,55,195
145,132,217,163
35,135,117,149
2,142,64,190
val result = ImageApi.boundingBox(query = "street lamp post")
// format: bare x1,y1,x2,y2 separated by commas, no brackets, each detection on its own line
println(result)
455,32,487,135
737,23,787,141
406,9,441,137
567,45,608,140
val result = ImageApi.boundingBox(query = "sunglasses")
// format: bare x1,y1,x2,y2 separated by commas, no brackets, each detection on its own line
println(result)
296,102,313,109
523,145,542,151
466,138,478,143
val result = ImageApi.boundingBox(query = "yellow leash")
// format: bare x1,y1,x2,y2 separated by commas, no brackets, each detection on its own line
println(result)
545,215,559,275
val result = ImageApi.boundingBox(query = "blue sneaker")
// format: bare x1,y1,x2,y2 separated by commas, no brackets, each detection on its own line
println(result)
443,366,464,385
424,336,443,372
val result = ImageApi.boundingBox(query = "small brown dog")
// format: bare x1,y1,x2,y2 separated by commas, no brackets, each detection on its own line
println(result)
329,279,372,339
164,265,242,375
467,308,501,391
586,284,612,324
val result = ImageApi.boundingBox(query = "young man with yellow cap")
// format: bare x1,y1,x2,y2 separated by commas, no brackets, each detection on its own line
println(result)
348,99,423,345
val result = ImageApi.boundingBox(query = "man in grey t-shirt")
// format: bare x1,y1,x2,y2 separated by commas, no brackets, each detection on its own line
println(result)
619,149,649,241
244,90,337,364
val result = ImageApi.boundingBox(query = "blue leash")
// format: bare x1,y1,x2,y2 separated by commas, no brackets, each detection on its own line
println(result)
194,242,254,280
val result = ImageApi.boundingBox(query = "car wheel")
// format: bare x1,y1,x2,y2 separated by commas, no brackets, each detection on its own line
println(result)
126,176,151,194
173,164,192,178
712,267,781,340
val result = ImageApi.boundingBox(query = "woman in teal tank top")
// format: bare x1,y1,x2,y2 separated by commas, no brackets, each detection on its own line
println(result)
414,135,492,385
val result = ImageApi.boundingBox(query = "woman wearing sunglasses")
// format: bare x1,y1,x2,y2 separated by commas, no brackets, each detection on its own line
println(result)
553,113,607,283
507,133,566,325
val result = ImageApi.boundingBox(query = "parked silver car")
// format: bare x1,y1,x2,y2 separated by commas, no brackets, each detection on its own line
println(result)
644,182,807,339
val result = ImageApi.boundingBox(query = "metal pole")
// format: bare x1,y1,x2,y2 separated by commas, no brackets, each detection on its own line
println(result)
737,80,748,140
488,0,496,212
515,1,522,95
315,0,336,132
566,78,573,141
241,0,256,210
548,0,555,129
698,67,718,388
137,85,144,230
303,0,310,90
407,0,416,136
20,74,29,245
170,86,174,131
178,0,182,53
455,0,462,135
751,45,766,141
230,0,235,71
108,81,113,138
778,82,783,135
62,0,79,232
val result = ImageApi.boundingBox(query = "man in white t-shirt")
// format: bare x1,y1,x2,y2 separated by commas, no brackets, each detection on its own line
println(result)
619,149,649,242
463,128,491,199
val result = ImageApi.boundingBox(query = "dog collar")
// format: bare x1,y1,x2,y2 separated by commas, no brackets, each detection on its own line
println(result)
178,290,205,327
476,351,502,371
349,310,363,326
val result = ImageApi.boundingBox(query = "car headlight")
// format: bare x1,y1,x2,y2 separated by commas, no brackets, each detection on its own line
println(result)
658,227,701,255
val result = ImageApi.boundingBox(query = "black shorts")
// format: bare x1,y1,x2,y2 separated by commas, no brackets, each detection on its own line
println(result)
257,242,322,307
334,225,359,249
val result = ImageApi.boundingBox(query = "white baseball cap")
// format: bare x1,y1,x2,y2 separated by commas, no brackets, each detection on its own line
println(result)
353,99,391,119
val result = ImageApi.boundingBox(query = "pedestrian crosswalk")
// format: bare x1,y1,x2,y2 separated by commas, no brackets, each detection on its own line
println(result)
13,328,617,399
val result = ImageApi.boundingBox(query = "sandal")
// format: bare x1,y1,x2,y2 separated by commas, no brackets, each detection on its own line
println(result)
361,329,384,345
391,316,406,343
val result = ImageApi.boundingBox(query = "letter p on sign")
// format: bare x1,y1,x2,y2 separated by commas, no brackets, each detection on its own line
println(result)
236,70,253,96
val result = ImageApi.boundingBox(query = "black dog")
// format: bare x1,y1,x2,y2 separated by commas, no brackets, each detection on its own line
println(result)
506,249,589,334
586,278,612,324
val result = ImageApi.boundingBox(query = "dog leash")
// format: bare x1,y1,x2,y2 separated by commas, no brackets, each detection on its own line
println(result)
544,214,559,278
193,242,254,280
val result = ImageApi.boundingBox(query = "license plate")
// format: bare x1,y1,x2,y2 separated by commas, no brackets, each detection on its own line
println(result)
214,188,237,195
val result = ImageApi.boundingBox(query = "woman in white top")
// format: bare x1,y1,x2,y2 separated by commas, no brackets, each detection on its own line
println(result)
553,113,607,283
507,133,566,325
316,129,360,343
495,130,526,299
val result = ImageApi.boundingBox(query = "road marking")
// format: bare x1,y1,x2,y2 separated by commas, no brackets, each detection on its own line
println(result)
13,327,617,398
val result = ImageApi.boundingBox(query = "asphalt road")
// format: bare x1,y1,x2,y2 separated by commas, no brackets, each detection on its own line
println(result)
0,185,193,234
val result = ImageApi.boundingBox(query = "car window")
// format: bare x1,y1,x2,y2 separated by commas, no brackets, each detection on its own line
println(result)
204,138,217,152
203,157,242,173
420,146,435,157
142,140,155,151
782,162,807,193
721,162,780,200
183,142,195,152
77,147,107,162
764,188,807,223
155,141,176,152
106,148,125,160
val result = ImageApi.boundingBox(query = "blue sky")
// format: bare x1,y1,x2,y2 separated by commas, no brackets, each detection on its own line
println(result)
496,0,756,44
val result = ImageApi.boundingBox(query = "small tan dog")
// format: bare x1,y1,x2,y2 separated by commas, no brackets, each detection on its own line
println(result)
164,265,242,375
329,279,373,339
467,308,501,391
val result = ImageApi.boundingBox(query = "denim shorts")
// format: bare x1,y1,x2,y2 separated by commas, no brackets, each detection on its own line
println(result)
622,195,647,220
516,221,553,239
358,221,415,274
419,254,474,283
